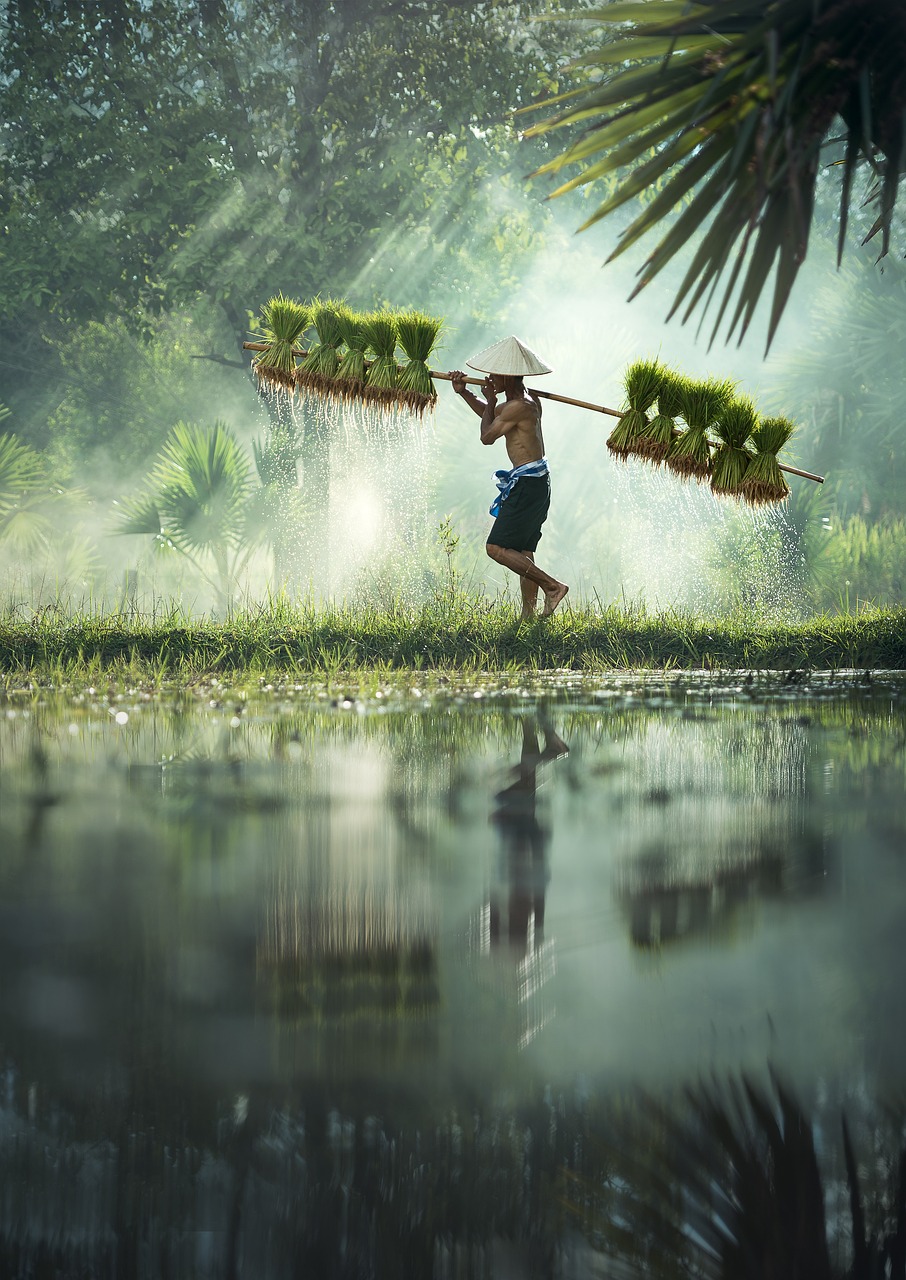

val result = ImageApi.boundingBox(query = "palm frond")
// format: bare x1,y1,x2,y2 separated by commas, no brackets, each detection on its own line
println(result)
524,0,906,349
144,421,253,555
0,433,46,518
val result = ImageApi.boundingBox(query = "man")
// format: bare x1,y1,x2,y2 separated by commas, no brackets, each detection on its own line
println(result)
450,335,569,620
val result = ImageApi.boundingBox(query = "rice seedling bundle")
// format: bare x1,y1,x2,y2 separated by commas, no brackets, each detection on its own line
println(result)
362,312,401,403
634,369,689,464
296,299,346,395
710,396,757,497
740,416,795,505
396,311,444,414
334,307,370,398
668,377,734,480
607,359,664,459
251,294,310,393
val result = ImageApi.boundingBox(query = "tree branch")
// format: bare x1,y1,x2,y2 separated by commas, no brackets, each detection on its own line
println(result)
190,353,247,370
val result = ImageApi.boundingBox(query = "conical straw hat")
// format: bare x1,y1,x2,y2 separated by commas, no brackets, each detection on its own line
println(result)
466,335,553,377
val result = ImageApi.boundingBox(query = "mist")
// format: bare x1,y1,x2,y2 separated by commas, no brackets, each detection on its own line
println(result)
1,0,898,620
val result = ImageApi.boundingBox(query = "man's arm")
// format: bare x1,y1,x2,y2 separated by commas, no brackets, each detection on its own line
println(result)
450,370,487,419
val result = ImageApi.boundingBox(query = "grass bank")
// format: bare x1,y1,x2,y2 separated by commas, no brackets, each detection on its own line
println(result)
2,598,906,680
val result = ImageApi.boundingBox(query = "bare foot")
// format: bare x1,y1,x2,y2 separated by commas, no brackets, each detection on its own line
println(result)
519,609,537,623
541,583,569,618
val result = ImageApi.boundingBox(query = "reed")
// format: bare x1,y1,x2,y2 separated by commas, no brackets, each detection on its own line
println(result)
3,597,905,677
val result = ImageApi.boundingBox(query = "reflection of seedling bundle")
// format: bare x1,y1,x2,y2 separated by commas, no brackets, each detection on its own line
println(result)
607,359,663,459
710,396,757,497
741,418,794,506
668,377,735,481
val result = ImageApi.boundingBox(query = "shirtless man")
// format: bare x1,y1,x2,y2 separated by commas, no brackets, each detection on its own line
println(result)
450,340,569,619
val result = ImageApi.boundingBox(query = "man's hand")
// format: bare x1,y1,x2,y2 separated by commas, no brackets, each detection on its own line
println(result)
482,376,498,406
450,369,467,395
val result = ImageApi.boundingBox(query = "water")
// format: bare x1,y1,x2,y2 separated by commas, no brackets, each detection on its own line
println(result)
1,673,905,1276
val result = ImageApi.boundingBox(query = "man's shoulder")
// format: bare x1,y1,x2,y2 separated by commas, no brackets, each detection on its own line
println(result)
497,396,538,423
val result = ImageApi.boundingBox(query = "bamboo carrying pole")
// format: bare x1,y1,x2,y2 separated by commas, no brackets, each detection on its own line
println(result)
243,343,824,485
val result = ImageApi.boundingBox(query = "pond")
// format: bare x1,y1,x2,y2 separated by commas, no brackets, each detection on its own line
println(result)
1,672,905,1278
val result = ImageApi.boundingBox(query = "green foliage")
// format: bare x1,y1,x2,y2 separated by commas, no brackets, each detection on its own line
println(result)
42,311,251,475
523,0,906,348
3,594,906,672
0,0,576,394
0,432,51,552
115,421,264,610
765,253,906,518
818,516,906,612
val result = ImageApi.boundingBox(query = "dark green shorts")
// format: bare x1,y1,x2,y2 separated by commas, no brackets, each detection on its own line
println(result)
488,474,551,552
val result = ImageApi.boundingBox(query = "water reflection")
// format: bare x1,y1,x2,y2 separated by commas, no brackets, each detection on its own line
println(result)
1,675,905,1275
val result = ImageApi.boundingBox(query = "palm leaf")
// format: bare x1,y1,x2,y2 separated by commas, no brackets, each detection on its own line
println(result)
525,0,906,348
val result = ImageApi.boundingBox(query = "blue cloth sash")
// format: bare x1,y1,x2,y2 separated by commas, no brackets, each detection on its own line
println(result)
489,457,550,517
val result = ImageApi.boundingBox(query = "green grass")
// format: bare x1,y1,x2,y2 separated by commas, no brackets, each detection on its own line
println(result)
1,596,905,683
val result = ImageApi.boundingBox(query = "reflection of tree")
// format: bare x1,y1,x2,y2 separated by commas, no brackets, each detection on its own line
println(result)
563,1072,906,1280
3,1062,906,1279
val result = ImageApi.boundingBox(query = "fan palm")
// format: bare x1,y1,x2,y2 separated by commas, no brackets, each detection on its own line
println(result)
0,430,53,553
115,421,263,611
524,0,906,350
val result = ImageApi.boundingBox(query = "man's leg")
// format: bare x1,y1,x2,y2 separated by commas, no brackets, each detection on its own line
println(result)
519,552,540,620
487,544,569,617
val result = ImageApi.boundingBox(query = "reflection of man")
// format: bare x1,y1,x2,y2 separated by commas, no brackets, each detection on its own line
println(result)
449,335,569,620
489,717,568,955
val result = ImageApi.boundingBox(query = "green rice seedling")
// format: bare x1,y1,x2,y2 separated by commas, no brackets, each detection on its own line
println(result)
710,396,757,497
362,311,401,402
250,294,309,393
296,298,345,395
668,377,735,480
335,306,370,398
740,416,795,505
635,369,689,464
396,310,444,414
607,358,664,458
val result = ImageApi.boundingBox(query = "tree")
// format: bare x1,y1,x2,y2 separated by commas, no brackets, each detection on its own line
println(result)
523,0,906,351
1,0,587,592
0,0,572,366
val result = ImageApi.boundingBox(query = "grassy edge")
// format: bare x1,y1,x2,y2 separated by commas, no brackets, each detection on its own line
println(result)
2,599,905,680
